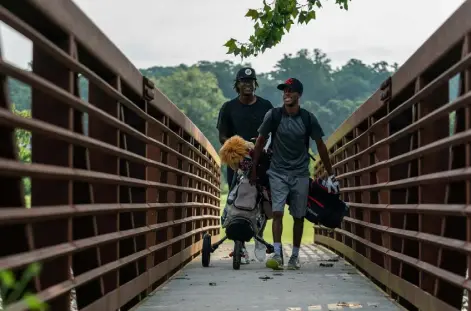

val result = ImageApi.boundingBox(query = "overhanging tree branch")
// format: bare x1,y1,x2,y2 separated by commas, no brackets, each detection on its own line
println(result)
224,0,351,59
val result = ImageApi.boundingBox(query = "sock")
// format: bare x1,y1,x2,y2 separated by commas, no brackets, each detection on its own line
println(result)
274,242,281,256
292,246,300,257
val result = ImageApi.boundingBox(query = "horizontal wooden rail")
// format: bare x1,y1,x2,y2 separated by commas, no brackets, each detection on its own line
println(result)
314,1,471,310
0,1,221,311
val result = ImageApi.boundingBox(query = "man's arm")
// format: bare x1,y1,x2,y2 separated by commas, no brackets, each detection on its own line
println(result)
315,138,333,176
309,113,333,176
250,99,274,142
250,109,273,183
216,102,231,145
251,136,266,172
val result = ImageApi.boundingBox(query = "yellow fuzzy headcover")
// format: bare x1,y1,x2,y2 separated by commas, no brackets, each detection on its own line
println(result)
219,135,254,170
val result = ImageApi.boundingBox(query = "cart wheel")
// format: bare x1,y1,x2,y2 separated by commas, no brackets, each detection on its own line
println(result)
233,240,242,270
202,233,211,267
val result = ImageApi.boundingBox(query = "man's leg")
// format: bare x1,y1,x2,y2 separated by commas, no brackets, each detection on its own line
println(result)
287,176,309,270
266,171,289,270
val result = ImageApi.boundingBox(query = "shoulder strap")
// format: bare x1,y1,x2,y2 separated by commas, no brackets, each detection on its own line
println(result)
269,107,283,148
299,108,312,150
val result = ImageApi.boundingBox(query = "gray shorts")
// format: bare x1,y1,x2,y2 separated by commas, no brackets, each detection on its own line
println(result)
268,170,309,219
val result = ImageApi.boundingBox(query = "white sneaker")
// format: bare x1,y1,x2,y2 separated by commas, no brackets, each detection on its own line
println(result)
241,247,250,264
254,240,267,262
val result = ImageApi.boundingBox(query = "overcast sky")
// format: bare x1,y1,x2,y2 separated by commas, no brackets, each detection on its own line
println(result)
0,0,466,73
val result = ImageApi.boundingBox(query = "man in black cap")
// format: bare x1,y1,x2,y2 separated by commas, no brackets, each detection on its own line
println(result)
217,67,273,186
250,77,339,270
217,67,273,264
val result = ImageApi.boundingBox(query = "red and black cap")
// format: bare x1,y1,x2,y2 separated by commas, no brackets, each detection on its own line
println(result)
236,67,257,80
277,78,303,95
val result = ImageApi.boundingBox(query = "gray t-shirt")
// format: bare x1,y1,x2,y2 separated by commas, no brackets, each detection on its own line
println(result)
258,108,325,177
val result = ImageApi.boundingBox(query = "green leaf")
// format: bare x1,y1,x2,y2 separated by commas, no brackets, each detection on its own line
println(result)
223,38,237,48
24,293,48,311
263,2,271,13
0,270,16,288
273,14,283,24
233,47,241,57
298,11,307,24
296,9,316,25
26,263,42,277
255,27,265,38
245,9,260,20
305,11,316,23
285,20,294,32
260,10,273,23
336,0,350,10
224,38,238,54
224,0,354,58
240,45,247,57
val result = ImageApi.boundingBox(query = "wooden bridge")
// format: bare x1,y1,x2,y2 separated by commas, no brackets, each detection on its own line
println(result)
0,1,470,310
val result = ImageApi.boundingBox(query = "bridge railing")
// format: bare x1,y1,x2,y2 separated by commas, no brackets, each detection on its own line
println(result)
313,1,471,310
0,1,220,311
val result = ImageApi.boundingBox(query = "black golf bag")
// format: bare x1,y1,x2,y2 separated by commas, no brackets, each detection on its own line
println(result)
304,178,349,229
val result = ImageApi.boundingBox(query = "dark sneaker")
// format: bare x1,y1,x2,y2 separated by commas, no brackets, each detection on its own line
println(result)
287,255,300,270
266,253,284,270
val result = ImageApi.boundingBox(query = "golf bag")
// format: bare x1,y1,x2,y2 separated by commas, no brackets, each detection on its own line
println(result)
305,178,350,229
222,176,262,241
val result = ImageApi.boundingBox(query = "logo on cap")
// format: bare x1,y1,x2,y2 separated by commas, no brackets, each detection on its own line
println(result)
245,69,252,75
285,78,294,85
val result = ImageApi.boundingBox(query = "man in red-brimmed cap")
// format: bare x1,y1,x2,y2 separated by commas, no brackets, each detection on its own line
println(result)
251,77,339,270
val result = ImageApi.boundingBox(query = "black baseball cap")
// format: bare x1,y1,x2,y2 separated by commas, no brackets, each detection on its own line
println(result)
236,67,257,80
277,78,303,95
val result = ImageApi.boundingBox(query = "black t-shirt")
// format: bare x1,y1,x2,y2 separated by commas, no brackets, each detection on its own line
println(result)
217,96,273,142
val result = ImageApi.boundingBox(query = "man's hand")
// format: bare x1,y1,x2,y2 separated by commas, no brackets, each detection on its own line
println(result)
315,138,334,178
325,175,340,194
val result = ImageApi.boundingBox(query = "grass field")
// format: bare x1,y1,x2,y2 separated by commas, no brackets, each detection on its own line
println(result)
219,193,314,244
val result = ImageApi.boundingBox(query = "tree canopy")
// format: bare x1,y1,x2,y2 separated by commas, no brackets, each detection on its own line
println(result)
152,67,226,149
224,0,351,58
10,48,396,186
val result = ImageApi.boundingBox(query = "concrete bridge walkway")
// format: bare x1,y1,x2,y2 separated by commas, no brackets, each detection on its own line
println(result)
135,243,402,311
